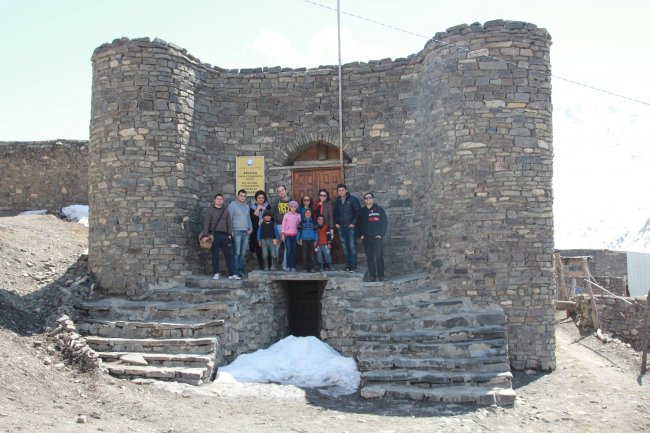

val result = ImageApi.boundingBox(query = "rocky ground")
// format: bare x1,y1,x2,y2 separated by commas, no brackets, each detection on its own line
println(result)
1,214,649,433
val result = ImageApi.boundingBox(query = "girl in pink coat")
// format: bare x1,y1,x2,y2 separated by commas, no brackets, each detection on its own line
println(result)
281,201,301,272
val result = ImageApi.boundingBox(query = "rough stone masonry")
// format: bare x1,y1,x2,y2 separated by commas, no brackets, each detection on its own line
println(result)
88,19,554,370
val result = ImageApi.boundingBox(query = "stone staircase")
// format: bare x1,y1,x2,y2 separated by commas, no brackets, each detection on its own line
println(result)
73,271,516,405
74,280,248,386
347,282,516,405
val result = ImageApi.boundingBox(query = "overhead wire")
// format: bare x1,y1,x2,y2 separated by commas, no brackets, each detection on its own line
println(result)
302,0,650,107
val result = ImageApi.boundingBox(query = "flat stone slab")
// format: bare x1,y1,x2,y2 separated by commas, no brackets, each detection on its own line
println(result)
360,383,516,406
120,353,148,366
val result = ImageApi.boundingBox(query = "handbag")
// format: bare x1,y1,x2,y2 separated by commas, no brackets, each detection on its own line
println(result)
199,233,214,249
199,207,226,249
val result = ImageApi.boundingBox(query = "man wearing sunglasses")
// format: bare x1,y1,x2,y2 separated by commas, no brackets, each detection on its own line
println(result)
358,192,388,282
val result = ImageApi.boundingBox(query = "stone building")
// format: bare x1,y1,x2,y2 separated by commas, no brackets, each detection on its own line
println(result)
86,19,554,373
0,140,88,215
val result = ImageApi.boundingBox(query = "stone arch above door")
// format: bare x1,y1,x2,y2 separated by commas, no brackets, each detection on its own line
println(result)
280,133,350,166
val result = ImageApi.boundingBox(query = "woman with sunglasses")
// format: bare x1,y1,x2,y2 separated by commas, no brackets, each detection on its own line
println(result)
298,195,313,218
313,189,334,239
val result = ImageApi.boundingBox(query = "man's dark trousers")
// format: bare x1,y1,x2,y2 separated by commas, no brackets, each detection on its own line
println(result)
363,236,384,280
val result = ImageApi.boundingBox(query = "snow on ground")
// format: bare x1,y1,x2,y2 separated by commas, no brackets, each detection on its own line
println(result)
214,336,360,397
62,204,89,227
17,204,89,227
18,209,48,215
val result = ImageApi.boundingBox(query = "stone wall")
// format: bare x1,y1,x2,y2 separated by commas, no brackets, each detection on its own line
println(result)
0,140,88,215
574,294,649,350
417,20,554,370
89,20,555,369
557,249,628,277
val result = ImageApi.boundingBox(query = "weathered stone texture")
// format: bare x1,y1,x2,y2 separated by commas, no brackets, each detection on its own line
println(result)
89,20,555,369
574,294,649,349
0,140,88,215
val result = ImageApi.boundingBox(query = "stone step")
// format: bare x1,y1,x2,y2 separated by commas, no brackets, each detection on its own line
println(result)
102,361,209,386
356,354,510,373
346,287,445,309
361,368,513,387
143,286,246,303
352,310,506,333
185,275,245,289
76,318,224,339
75,299,236,321
355,325,507,344
348,299,466,322
359,383,516,406
97,351,213,369
84,336,217,355
358,337,508,359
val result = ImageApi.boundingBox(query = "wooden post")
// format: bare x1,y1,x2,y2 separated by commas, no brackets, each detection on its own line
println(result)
554,253,568,301
581,257,600,330
640,290,650,375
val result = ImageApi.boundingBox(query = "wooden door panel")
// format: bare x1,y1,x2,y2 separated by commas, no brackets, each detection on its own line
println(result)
292,167,344,265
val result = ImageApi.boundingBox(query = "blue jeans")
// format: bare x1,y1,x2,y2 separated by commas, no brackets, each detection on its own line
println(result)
285,235,297,269
338,226,357,269
232,230,249,276
317,245,332,270
260,238,277,269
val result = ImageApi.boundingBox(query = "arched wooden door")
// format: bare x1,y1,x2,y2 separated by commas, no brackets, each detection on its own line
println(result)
292,167,344,264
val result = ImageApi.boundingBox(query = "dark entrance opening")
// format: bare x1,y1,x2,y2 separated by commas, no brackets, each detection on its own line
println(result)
284,280,325,337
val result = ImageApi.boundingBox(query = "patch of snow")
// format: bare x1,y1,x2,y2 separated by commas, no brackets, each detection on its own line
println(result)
214,335,360,397
62,205,89,227
18,209,48,215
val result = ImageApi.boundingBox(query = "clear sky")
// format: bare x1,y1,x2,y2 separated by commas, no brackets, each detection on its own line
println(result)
1,0,649,248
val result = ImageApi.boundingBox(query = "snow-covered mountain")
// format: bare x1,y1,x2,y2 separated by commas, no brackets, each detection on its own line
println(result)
608,215,650,252
553,97,650,253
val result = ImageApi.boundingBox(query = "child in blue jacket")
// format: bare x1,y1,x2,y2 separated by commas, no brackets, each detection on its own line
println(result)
298,208,318,272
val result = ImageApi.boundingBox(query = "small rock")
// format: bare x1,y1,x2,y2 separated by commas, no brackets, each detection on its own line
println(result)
76,415,87,424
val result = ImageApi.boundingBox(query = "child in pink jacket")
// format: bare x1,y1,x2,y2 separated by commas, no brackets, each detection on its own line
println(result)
281,201,301,272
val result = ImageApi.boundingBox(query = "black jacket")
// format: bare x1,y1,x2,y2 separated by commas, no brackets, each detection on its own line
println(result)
334,192,361,228
358,204,388,238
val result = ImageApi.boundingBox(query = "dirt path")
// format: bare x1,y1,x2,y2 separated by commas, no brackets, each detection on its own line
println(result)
0,215,649,432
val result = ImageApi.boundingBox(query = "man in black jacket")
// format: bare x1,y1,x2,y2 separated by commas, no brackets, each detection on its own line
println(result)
358,192,388,281
333,183,361,272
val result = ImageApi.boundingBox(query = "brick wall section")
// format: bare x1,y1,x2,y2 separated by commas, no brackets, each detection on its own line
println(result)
0,140,88,215
574,294,649,350
89,20,555,369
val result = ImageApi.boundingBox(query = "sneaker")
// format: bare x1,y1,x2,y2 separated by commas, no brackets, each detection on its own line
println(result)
213,273,220,280
228,274,241,280
343,267,350,272
347,267,355,273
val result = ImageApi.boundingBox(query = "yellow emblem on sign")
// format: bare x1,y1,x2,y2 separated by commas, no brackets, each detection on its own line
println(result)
236,156,265,193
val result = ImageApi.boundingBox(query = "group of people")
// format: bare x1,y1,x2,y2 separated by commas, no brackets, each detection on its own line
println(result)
199,183,388,282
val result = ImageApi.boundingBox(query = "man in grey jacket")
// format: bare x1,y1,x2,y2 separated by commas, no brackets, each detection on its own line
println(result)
201,193,239,280
228,189,253,278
